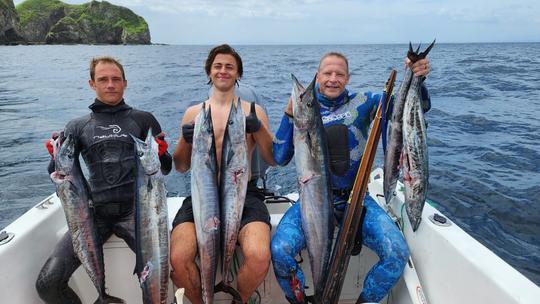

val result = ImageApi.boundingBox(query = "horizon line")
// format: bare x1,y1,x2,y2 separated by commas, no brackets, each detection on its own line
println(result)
150,41,540,46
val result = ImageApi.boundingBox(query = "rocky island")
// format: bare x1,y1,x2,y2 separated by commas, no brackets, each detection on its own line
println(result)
1,0,24,44
1,0,151,44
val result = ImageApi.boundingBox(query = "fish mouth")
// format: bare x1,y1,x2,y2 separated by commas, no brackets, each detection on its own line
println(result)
147,169,159,175
143,166,160,176
50,171,68,181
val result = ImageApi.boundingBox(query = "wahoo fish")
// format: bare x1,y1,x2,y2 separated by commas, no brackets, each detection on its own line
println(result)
132,129,169,304
383,50,415,202
219,99,249,286
50,135,125,304
292,74,334,296
191,102,220,304
402,41,435,231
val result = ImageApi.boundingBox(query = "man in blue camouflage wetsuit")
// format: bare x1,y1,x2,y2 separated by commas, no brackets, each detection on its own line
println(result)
271,52,431,303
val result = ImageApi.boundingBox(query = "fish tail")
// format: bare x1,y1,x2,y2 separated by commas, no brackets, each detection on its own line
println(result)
407,39,436,62
215,281,243,303
93,293,125,304
419,39,436,59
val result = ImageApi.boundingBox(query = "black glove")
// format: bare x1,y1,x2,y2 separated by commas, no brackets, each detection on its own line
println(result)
245,102,261,133
182,123,194,144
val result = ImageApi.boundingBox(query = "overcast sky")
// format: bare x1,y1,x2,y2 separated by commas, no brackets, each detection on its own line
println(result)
14,0,540,44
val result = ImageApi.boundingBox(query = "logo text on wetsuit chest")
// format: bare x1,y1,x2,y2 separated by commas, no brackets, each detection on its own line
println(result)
322,111,352,124
94,124,128,139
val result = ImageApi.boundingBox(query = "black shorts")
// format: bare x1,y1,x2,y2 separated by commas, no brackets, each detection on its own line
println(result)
172,181,271,230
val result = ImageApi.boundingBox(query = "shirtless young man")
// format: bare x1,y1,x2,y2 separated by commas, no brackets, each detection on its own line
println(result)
169,44,275,304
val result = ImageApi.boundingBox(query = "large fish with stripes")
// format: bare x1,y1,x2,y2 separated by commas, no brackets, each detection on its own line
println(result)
191,102,221,304
50,134,125,304
292,74,334,296
383,49,416,202
132,129,169,304
402,41,434,231
219,99,249,287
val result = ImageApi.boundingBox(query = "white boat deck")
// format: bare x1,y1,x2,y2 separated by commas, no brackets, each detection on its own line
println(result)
0,169,538,303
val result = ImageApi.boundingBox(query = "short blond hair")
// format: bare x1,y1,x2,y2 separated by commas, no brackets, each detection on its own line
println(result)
318,52,349,74
90,56,126,81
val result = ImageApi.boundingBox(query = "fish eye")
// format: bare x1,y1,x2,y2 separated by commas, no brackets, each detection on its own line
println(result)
138,151,143,157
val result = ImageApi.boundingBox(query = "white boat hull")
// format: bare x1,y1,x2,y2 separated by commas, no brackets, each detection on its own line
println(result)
0,168,538,303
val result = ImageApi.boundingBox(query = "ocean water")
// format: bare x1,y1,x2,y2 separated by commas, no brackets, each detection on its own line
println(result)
0,43,538,285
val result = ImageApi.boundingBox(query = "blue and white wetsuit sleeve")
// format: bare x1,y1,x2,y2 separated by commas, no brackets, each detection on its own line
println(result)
272,114,294,166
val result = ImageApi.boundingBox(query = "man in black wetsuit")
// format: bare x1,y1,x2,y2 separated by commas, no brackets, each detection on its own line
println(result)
36,56,172,304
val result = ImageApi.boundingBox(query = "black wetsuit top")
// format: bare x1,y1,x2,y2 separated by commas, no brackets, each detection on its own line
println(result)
49,99,172,209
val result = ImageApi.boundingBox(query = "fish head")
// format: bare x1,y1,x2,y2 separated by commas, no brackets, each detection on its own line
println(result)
132,128,161,175
228,100,246,145
291,74,318,130
54,134,76,177
193,103,215,154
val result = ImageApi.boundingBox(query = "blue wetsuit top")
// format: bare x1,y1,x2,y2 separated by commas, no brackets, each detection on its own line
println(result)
273,84,431,201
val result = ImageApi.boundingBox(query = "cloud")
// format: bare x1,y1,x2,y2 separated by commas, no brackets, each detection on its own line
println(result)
434,1,540,25
110,0,323,18
436,7,501,24
13,0,540,43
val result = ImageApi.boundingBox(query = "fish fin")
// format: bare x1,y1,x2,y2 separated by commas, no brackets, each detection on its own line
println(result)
291,73,306,101
419,39,436,59
305,131,312,151
129,133,141,143
305,73,318,104
308,73,317,88
206,105,214,133
291,73,302,88
407,48,417,62
145,127,153,144
412,221,421,232
226,147,235,166
408,212,422,232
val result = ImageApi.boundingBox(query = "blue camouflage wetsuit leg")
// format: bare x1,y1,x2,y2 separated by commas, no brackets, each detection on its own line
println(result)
270,86,430,303
271,196,409,303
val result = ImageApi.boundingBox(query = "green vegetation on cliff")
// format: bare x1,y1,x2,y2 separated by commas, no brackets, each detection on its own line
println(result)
1,0,25,44
77,1,149,35
1,0,10,9
1,0,15,9
15,0,150,44
15,0,65,25
1,0,14,13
